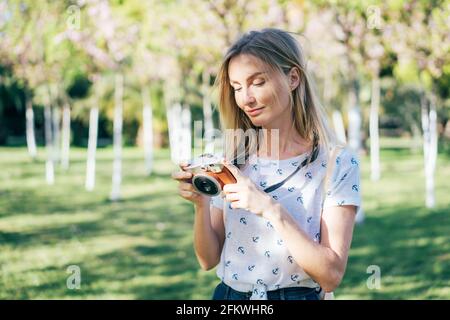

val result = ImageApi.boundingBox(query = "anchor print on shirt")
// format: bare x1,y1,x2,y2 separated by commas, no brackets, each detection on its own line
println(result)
296,195,304,204
239,217,247,225
336,156,341,165
238,246,245,254
314,233,321,241
252,236,260,243
225,260,231,267
272,267,280,275
351,157,358,166
232,273,238,280
288,186,295,192
276,239,284,246
290,274,300,282
321,161,327,168
287,256,294,264
307,216,312,223
291,161,299,167
248,265,255,271
226,232,232,239
266,221,274,229
272,195,279,200
256,279,265,285
252,164,259,171
276,168,283,175
305,171,313,180
264,250,271,258
352,184,359,192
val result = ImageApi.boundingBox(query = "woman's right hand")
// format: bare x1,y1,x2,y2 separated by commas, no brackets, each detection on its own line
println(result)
171,162,209,207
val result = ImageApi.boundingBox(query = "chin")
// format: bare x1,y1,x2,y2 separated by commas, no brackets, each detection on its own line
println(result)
250,120,267,127
248,115,270,127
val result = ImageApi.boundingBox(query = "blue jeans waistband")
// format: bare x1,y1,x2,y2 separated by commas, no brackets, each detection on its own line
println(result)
212,281,322,300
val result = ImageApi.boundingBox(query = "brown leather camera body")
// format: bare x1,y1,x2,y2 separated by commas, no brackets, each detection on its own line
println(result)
186,164,237,196
198,166,237,189
184,154,238,196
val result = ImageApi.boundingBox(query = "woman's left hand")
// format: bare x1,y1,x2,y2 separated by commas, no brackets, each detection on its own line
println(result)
221,160,274,216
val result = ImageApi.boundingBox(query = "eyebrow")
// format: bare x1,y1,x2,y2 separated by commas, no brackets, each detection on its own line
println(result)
230,72,266,85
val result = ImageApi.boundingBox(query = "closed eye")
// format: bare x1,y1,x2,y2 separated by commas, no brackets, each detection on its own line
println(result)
232,81,265,92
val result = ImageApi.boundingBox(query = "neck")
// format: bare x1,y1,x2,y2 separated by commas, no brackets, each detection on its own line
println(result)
258,125,311,158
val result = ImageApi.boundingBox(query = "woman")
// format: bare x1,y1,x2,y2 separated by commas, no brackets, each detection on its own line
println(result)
171,28,361,300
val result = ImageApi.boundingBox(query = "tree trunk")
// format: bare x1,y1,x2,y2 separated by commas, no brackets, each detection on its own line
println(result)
25,93,37,160
167,102,182,163
421,91,437,208
202,70,215,154
332,110,347,144
141,85,154,176
85,106,99,191
110,73,124,201
44,88,54,185
182,104,192,162
406,112,421,154
421,93,430,167
347,67,365,223
347,65,362,153
369,74,380,181
428,95,438,208
52,105,61,163
166,103,175,161
61,100,71,170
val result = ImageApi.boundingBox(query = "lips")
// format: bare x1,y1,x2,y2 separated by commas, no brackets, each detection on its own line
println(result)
246,107,265,116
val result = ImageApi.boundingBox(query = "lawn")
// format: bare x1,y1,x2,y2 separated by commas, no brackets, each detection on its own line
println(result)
0,143,449,299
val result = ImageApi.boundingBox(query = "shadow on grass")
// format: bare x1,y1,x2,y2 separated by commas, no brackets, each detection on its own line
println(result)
339,205,450,299
2,147,448,299
0,188,196,247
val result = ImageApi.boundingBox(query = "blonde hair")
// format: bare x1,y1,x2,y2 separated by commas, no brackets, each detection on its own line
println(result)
215,28,337,167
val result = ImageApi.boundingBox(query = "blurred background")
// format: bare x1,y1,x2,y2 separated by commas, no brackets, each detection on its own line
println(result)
0,0,449,299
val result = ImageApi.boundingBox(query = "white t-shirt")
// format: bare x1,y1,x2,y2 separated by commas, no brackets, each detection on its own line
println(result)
210,145,361,300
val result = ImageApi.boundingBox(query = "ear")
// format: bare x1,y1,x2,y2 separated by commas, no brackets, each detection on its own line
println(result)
288,67,301,91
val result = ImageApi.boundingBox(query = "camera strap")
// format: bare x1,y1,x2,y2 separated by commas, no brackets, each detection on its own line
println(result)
263,145,320,193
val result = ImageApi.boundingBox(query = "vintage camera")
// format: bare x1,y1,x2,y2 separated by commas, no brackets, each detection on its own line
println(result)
184,153,237,196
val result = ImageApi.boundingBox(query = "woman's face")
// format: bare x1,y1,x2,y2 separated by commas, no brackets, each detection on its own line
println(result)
228,54,292,127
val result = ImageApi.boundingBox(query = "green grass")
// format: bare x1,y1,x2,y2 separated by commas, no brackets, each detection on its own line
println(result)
0,143,449,299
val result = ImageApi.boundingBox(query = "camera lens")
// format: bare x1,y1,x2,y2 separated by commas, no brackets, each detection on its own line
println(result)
193,176,219,196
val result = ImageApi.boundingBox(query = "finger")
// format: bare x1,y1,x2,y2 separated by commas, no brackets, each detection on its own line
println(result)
178,160,192,169
225,193,240,202
179,182,195,191
223,183,240,193
179,190,197,198
230,200,243,210
171,171,193,180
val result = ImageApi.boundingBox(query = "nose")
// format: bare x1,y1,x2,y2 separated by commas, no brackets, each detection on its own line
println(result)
242,88,256,106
